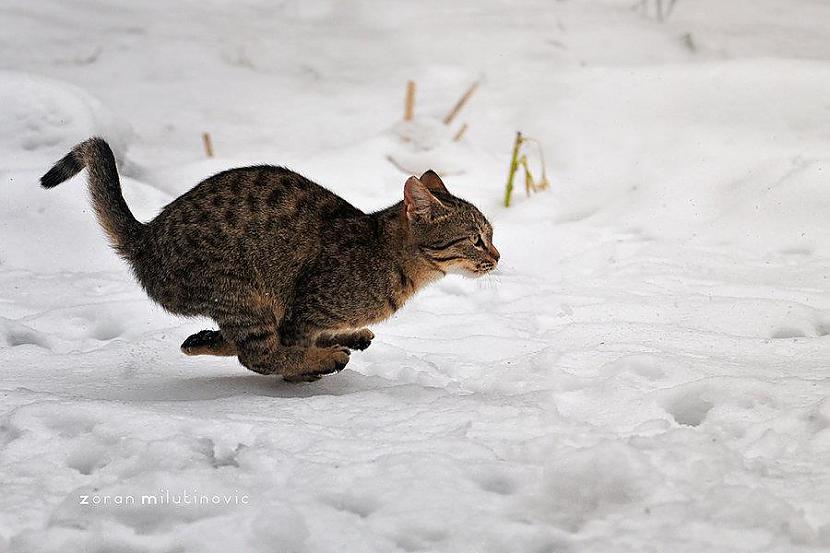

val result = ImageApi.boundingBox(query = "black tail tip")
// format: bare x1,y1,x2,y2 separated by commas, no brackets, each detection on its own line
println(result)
41,151,85,189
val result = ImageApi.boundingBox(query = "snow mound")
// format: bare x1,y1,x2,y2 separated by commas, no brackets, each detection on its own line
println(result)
0,71,131,170
0,74,169,272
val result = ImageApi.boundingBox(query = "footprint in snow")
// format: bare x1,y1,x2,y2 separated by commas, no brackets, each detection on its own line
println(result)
393,526,448,552
72,307,126,341
769,327,806,339
664,391,714,427
814,321,830,337
476,474,517,496
66,441,111,475
0,320,51,349
323,492,379,519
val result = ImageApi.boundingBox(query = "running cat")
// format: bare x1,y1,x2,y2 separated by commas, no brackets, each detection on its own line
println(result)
41,138,499,381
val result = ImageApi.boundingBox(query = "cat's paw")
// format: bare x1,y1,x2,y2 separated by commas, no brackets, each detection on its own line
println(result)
316,329,374,350
317,345,351,373
181,329,237,356
181,329,223,355
347,328,374,351
282,346,350,383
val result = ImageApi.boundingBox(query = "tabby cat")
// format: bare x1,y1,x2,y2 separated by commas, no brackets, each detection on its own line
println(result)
41,138,499,381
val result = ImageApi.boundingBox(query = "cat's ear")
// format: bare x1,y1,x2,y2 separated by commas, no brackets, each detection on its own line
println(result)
419,170,449,195
404,176,445,221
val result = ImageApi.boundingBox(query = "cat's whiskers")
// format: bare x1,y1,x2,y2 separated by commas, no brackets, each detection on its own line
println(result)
474,267,503,290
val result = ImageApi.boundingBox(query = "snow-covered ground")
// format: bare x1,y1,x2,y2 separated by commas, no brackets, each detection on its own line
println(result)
2,1,830,551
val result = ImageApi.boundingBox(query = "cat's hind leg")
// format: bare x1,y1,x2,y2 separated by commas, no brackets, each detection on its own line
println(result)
316,328,374,351
181,329,238,356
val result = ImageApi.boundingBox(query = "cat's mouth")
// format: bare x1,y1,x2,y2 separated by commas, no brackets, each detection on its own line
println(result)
474,258,498,276
448,266,495,279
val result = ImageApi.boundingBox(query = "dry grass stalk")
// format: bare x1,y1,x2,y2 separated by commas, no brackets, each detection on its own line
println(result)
453,123,469,142
504,132,523,207
443,82,479,125
202,132,214,158
404,80,416,121
504,132,550,207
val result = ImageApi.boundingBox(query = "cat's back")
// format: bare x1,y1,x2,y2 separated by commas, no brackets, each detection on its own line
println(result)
151,165,363,238
141,165,366,282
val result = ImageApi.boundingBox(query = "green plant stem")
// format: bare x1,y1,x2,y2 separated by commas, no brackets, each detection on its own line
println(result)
504,131,523,207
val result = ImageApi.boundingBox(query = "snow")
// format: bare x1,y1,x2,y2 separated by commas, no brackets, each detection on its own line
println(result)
1,0,829,551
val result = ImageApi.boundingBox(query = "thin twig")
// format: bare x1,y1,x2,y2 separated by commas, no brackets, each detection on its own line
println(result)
385,155,409,174
443,82,479,126
404,80,416,121
521,137,550,190
202,132,214,158
453,123,469,142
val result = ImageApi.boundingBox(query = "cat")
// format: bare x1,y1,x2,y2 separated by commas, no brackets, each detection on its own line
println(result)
41,138,500,381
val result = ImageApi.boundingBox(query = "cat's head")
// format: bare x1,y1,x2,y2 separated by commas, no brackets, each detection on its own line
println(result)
403,170,499,278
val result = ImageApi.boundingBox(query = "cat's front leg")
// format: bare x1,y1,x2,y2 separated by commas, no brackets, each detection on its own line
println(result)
279,300,336,348
316,328,374,351
215,311,350,380
279,345,351,382
237,337,349,381
233,330,350,381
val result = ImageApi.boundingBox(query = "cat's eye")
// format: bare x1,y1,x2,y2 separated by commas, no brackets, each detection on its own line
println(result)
473,235,486,249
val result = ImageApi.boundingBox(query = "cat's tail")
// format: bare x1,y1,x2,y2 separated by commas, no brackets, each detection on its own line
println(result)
41,137,145,258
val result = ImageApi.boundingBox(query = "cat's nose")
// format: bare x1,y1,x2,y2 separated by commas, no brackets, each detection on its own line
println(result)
488,244,500,263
